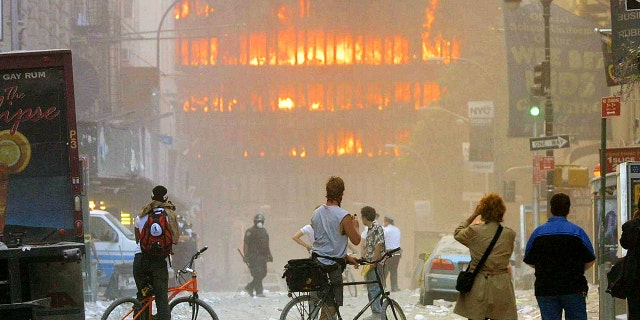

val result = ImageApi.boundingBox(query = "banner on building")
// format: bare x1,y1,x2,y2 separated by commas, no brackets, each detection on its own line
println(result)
468,101,494,173
503,1,609,138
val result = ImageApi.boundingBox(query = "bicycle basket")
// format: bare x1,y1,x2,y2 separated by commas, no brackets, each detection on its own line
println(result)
282,258,328,292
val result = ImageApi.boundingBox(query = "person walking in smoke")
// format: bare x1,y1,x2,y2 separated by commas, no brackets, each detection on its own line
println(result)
382,215,401,292
242,213,273,297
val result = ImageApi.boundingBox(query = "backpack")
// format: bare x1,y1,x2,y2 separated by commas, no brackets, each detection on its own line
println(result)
140,207,173,258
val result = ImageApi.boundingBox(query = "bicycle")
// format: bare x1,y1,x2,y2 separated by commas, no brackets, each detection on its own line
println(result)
280,247,406,320
101,246,218,320
342,266,357,298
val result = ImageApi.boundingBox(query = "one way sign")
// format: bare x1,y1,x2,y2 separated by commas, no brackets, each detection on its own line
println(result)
529,135,570,151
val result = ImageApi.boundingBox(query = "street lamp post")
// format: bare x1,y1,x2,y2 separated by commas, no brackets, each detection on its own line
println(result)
419,105,492,194
425,57,496,193
384,144,434,199
156,0,181,77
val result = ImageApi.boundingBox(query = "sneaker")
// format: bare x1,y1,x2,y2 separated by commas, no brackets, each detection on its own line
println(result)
244,287,254,297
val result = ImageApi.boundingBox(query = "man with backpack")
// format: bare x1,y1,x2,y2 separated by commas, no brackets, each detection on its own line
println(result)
133,185,179,320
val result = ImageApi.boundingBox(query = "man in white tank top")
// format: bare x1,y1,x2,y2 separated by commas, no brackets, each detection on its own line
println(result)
311,176,361,318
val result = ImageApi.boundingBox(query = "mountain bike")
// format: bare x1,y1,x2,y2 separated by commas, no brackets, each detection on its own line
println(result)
280,248,406,320
101,246,218,320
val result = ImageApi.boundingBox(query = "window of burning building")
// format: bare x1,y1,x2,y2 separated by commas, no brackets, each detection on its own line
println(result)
173,0,455,158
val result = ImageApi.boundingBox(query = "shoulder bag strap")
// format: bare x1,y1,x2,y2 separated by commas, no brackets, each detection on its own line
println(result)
470,225,503,276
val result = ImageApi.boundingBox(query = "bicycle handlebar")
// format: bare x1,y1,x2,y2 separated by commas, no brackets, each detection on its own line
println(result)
178,246,208,273
196,246,208,256
357,247,401,265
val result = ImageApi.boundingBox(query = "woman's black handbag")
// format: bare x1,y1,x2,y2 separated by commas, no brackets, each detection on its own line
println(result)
456,225,503,294
455,270,476,293
606,257,629,299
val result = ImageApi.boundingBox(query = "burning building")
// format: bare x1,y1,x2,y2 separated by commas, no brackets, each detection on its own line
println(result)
169,0,481,290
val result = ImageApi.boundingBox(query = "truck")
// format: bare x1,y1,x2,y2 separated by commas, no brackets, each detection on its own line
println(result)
0,50,85,319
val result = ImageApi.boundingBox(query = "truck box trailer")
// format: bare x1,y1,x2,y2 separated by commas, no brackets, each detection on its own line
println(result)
0,50,85,319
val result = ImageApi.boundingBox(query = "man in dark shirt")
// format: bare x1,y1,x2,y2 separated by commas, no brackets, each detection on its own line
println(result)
524,193,595,320
242,213,272,297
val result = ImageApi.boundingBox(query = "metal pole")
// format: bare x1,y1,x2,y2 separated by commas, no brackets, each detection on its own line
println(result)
533,121,540,228
599,117,614,319
156,0,182,76
384,144,435,198
542,0,554,212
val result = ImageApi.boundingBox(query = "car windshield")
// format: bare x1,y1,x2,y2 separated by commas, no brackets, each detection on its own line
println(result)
104,213,136,241
435,235,468,255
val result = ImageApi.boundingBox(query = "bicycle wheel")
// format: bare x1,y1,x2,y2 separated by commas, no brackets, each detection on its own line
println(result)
345,269,357,297
170,296,219,320
382,298,406,320
101,297,141,320
279,294,332,320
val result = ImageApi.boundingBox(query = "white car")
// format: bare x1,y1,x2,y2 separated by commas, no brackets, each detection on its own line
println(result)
89,210,138,292
419,235,470,305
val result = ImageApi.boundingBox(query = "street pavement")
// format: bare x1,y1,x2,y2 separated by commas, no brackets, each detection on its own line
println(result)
85,285,603,319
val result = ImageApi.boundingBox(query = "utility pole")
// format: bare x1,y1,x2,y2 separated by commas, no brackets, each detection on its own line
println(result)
540,0,554,211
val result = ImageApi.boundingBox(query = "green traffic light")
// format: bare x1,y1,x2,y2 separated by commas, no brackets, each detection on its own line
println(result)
529,105,540,117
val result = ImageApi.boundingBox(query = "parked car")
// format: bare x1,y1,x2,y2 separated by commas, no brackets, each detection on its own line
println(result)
418,235,470,305
89,210,138,286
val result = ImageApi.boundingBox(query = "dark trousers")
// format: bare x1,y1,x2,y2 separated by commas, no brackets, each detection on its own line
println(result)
133,253,170,320
629,292,640,320
383,253,401,291
246,260,267,295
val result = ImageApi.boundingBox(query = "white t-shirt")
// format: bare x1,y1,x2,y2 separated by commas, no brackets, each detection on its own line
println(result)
361,227,368,240
301,224,314,245
383,224,401,250
134,215,149,254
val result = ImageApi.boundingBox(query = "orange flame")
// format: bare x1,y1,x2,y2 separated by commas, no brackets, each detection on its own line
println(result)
182,81,441,114
278,98,294,110
175,0,457,65
175,0,454,158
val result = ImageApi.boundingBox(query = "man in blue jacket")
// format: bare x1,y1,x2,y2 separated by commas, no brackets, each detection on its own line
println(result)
524,192,595,320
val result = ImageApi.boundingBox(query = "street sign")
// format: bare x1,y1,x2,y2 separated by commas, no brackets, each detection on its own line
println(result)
601,96,621,117
529,135,570,151
604,147,640,173
539,156,555,170
533,155,543,184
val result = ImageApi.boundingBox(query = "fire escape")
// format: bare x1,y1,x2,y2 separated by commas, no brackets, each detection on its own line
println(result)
70,0,174,217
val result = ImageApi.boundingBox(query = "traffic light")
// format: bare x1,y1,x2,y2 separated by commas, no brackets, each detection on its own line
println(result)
529,95,541,116
531,61,549,96
529,105,540,117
